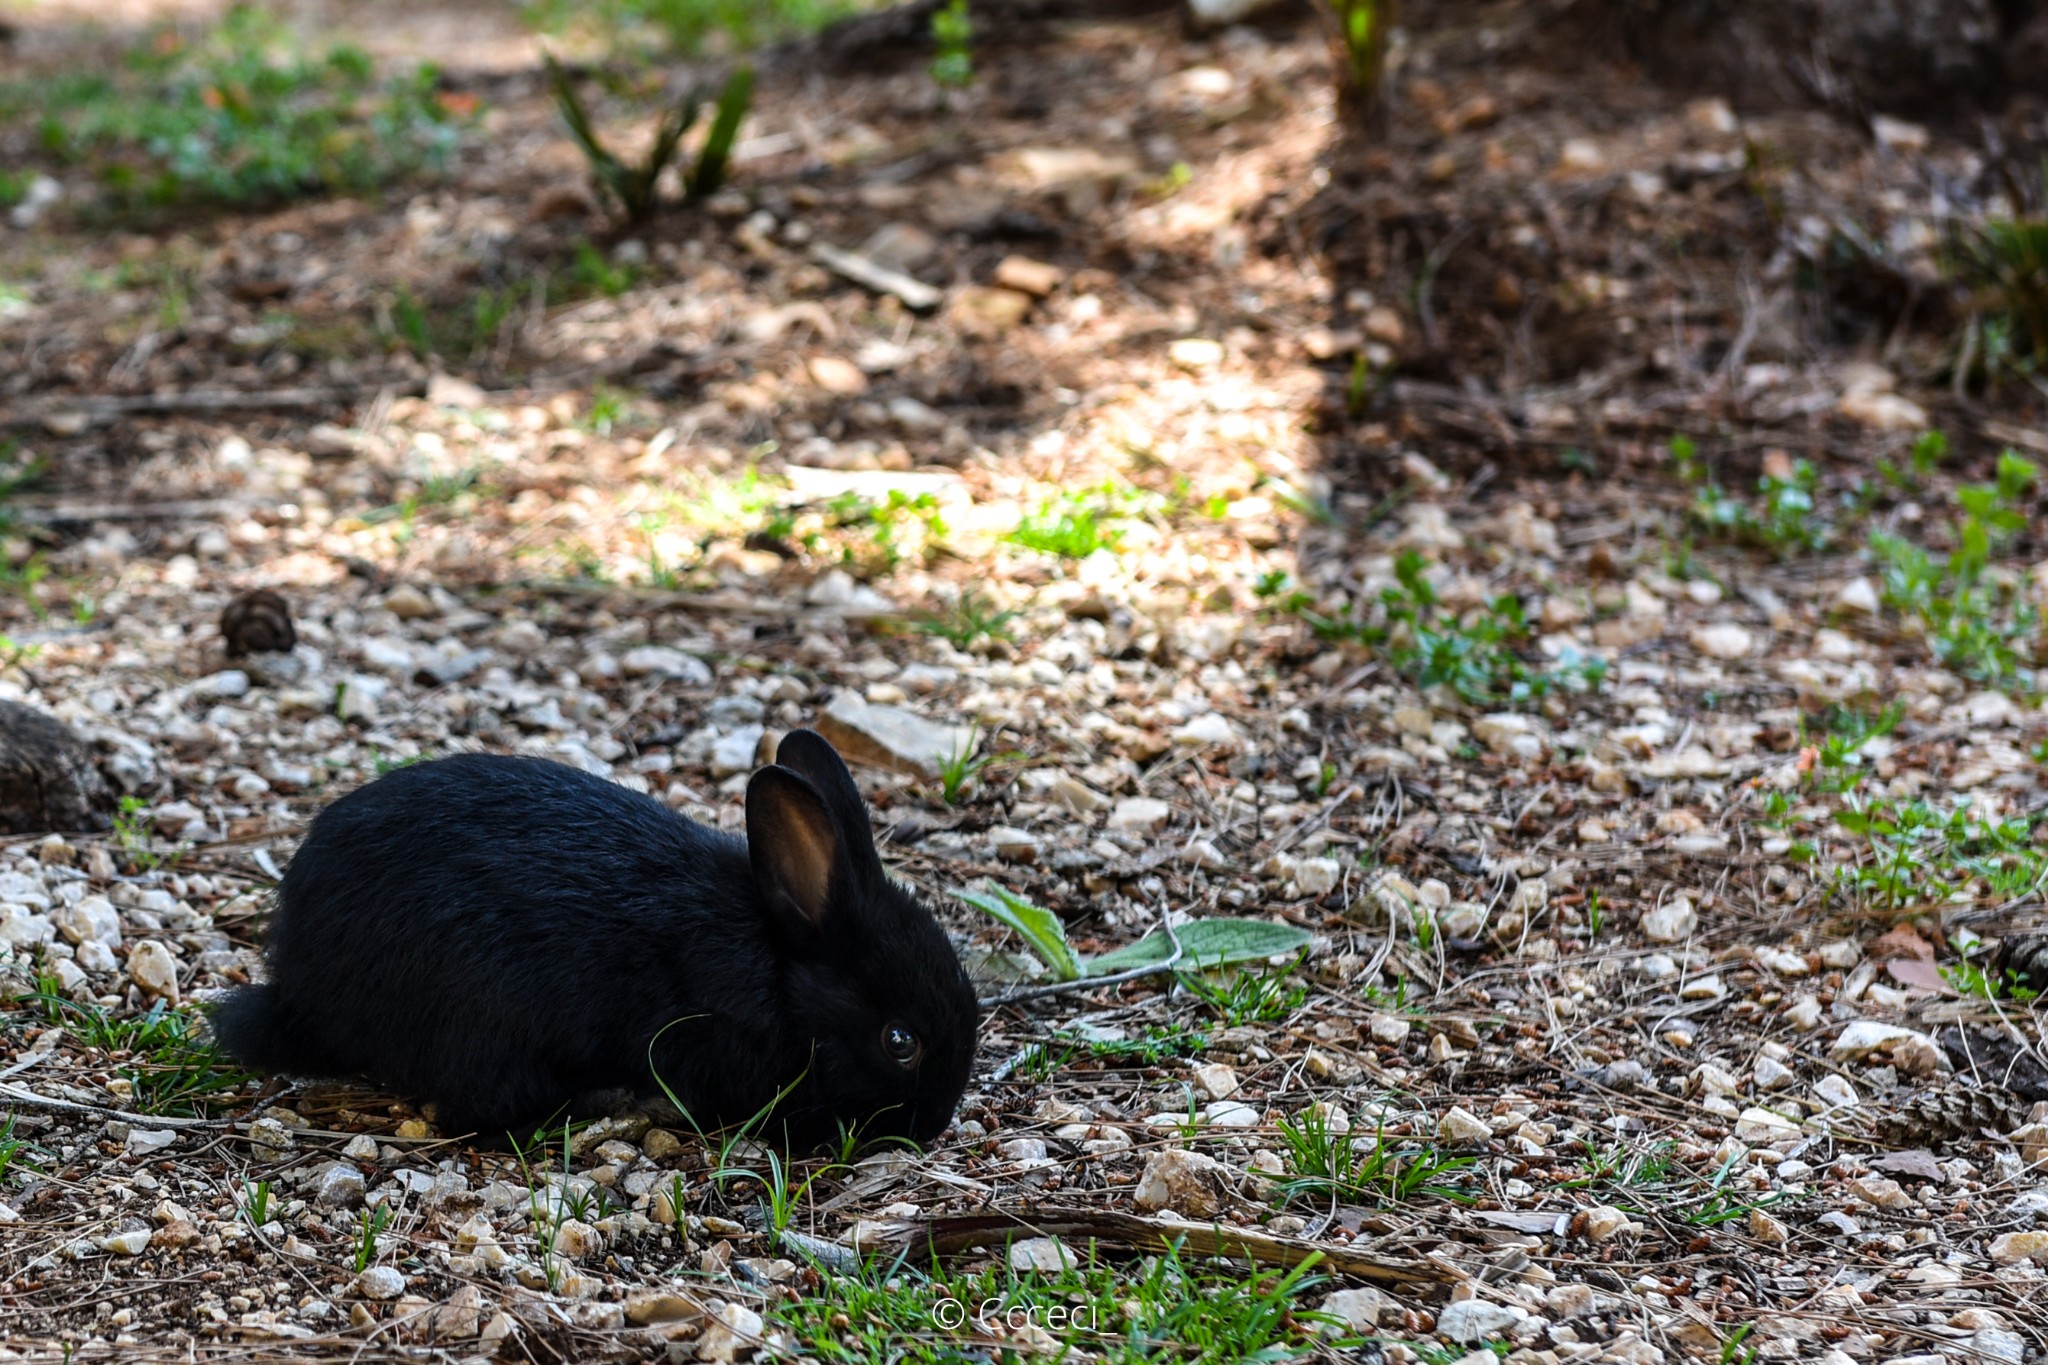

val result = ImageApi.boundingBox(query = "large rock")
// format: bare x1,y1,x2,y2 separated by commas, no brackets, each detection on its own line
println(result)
813,693,974,779
0,701,114,834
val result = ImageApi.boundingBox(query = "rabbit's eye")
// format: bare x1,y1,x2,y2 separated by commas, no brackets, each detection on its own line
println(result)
881,1024,921,1066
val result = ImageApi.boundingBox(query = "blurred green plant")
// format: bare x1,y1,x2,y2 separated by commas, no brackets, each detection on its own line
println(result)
19,5,473,211
1867,449,2040,689
929,0,973,88
545,55,753,223
1671,435,1830,557
1321,1,1392,130
525,0,864,55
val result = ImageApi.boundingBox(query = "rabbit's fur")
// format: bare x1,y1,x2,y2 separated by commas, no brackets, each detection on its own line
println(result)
213,730,978,1146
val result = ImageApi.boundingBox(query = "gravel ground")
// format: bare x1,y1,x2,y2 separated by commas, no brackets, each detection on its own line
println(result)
2,1,2047,1361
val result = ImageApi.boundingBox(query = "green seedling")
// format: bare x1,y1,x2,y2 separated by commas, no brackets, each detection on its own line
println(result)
772,1236,1341,1362
22,7,471,212
1005,483,1153,559
912,587,1019,649
1274,1106,1474,1207
1867,449,2040,690
522,0,862,56
956,881,1313,985
0,1114,46,1186
929,0,972,87
933,728,1020,805
241,1179,274,1229
1176,953,1309,1026
352,1203,393,1272
545,55,752,223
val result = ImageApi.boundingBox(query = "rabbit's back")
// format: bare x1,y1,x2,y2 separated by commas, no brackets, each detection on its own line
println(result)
218,754,777,1133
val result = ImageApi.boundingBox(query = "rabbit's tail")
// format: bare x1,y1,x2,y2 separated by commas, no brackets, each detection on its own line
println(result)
210,984,340,1076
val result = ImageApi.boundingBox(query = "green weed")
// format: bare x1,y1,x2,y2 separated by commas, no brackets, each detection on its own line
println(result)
1324,0,1392,126
11,991,250,1116
929,0,973,88
912,587,1018,649
1831,797,2043,913
241,1178,274,1229
0,1113,46,1186
383,285,517,365
774,1239,1343,1364
546,54,752,223
525,0,863,55
1868,449,2040,689
1177,954,1309,1027
19,6,471,212
1379,552,1605,704
1086,1025,1209,1064
934,728,1018,805
1006,483,1155,559
560,239,641,300
1953,211,2048,368
1673,436,1829,557
1562,1138,1784,1229
1259,553,1605,706
352,1203,393,1272
826,488,949,573
1559,1138,1677,1191
1273,1106,1474,1207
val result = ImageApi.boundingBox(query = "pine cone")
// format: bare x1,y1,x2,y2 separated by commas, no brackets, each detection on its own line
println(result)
1990,933,2048,999
1874,1085,2030,1147
220,589,296,658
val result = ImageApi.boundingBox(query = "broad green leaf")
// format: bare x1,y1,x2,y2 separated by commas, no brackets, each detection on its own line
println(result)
1085,918,1312,976
955,884,1082,981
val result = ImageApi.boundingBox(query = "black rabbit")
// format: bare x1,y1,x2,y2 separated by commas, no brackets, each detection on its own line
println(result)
212,730,979,1146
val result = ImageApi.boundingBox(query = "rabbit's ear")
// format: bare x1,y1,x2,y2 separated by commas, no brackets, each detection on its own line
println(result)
746,766,841,938
770,730,882,873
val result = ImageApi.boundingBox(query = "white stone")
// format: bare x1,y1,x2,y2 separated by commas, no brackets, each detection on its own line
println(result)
1640,897,1697,943
1813,1075,1859,1110
1133,1148,1233,1217
697,1302,765,1360
1107,797,1173,835
198,669,252,700
1204,1100,1261,1128
312,1162,366,1209
1735,1107,1802,1140
1688,623,1754,659
0,906,56,949
553,1219,604,1259
1008,1237,1077,1272
1318,1286,1394,1332
127,940,180,1002
102,1228,152,1256
125,1128,177,1156
1369,1014,1412,1045
1192,1063,1240,1099
619,646,713,685
1829,1020,1939,1063
1679,974,1725,1001
1292,858,1340,896
1832,577,1880,616
1437,1299,1530,1344
709,725,766,778
1171,713,1239,747
356,1267,406,1300
1753,1056,1796,1091
1473,713,1545,760
1990,1231,2048,1265
1583,1204,1634,1241
1438,1107,1492,1143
